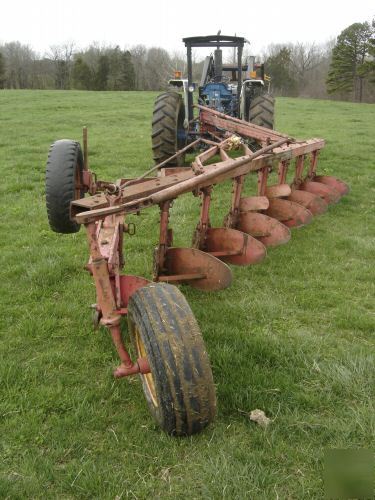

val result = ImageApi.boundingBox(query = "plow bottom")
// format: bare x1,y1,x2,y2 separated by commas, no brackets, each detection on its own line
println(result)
204,227,266,266
265,183,291,199
313,175,350,196
239,196,269,211
287,190,328,216
162,247,232,290
263,198,313,228
300,181,341,204
237,212,291,247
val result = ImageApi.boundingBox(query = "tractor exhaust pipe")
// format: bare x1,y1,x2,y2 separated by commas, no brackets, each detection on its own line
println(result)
214,49,222,82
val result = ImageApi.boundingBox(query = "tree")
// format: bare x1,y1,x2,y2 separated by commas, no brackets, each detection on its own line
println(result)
365,38,375,82
0,52,5,88
144,47,171,90
290,43,322,90
1,41,35,88
72,56,92,90
326,22,374,102
130,44,147,90
119,50,135,90
360,19,375,83
265,46,298,96
95,54,110,90
50,42,75,89
107,46,123,90
295,40,333,99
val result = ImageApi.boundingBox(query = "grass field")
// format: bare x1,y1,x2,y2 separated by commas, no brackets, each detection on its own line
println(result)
0,90,374,499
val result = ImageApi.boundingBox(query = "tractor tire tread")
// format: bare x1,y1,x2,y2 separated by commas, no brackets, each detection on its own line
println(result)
151,91,185,166
248,93,275,129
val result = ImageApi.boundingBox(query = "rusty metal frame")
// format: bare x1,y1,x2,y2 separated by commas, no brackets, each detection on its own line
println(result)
71,105,348,378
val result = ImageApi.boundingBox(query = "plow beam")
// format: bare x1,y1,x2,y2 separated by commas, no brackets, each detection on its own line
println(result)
204,227,266,265
197,104,289,145
237,212,291,247
74,137,308,224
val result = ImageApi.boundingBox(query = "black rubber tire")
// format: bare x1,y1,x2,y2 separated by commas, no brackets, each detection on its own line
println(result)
248,93,275,129
128,283,216,436
151,91,186,166
45,139,84,234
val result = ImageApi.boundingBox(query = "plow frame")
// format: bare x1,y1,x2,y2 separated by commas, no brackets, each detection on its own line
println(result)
68,106,341,380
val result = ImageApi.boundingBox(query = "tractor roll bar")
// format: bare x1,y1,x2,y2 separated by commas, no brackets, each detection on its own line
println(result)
183,34,248,120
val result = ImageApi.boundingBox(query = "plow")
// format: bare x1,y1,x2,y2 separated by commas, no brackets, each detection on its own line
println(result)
45,35,349,436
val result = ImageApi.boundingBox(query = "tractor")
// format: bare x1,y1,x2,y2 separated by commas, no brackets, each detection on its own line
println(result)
152,34,274,167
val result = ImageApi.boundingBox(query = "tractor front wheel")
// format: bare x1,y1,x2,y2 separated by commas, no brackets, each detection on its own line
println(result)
128,283,216,436
45,139,84,233
248,93,275,129
151,91,186,167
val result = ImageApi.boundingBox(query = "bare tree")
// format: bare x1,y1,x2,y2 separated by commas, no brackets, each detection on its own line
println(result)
130,44,147,90
290,43,323,90
49,41,75,89
144,47,171,90
1,42,35,88
169,50,186,75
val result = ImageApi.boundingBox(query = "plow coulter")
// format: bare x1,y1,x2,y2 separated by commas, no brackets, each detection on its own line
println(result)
45,104,348,436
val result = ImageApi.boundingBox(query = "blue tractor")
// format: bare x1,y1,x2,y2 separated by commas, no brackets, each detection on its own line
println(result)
152,34,274,166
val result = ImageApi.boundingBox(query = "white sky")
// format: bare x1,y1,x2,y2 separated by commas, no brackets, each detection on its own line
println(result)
1,0,374,57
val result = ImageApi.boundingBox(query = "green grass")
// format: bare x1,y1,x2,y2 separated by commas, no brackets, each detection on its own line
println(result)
0,90,374,499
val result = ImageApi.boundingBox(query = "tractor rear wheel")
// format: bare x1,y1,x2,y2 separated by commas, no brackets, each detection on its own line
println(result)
151,91,186,166
248,93,275,129
128,283,216,436
45,140,84,234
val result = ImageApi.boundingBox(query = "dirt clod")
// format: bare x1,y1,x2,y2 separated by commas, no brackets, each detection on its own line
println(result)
249,409,271,428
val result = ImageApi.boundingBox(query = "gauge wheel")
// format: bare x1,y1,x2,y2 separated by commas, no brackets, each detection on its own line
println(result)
128,283,216,436
45,139,84,233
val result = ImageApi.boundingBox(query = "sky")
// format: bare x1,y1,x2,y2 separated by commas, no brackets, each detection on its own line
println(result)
1,0,374,57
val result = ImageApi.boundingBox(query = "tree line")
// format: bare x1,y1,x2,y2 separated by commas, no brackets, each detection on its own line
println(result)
266,20,375,102
0,41,184,92
0,19,374,102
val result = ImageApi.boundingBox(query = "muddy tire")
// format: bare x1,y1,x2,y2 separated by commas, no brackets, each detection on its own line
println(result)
45,140,84,233
128,283,216,436
248,93,275,129
151,91,186,166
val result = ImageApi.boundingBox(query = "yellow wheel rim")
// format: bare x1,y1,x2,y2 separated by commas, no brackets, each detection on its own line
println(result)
134,325,158,408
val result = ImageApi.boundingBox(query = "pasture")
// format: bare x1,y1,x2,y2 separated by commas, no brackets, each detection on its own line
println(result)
0,90,374,498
